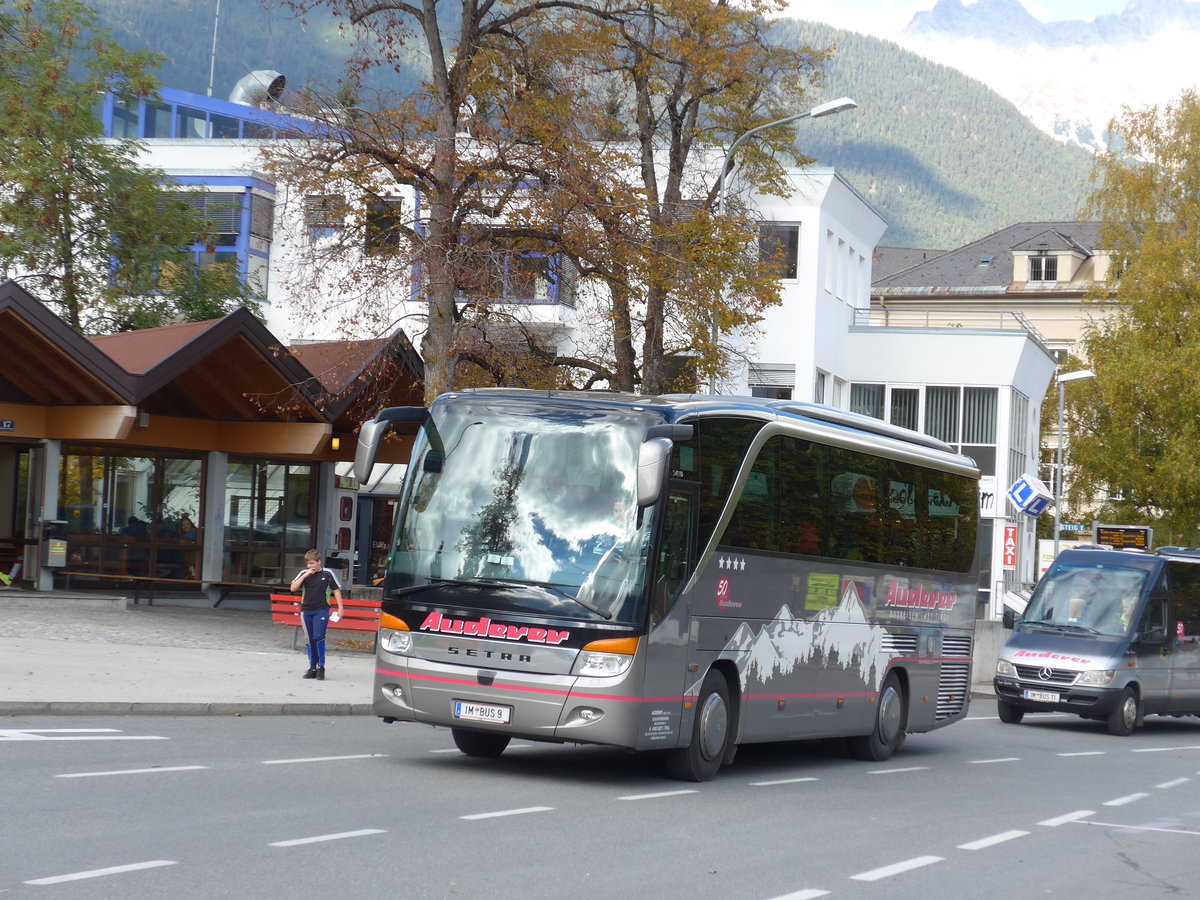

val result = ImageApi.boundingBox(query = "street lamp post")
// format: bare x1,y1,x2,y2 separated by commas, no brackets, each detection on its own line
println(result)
708,96,858,393
1053,368,1095,559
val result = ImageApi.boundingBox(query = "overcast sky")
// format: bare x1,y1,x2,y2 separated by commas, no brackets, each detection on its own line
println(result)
782,0,1140,36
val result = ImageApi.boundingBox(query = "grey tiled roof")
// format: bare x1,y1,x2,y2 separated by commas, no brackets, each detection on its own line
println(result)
872,221,1103,290
872,246,947,281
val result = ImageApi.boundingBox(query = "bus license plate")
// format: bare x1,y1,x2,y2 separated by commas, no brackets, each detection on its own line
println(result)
454,700,512,724
1022,689,1059,703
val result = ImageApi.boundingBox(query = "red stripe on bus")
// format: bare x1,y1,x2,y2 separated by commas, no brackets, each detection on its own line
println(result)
374,666,680,703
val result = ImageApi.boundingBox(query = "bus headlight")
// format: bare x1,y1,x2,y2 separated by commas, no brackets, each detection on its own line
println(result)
381,629,412,654
1075,669,1115,686
995,659,1016,677
573,637,639,677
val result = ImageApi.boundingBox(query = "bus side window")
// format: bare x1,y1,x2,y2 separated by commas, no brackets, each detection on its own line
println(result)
652,487,696,624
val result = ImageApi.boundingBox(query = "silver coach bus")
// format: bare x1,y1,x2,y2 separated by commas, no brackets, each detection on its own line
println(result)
355,390,980,781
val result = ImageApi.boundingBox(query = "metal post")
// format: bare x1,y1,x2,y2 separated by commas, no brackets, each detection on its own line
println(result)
1053,380,1064,560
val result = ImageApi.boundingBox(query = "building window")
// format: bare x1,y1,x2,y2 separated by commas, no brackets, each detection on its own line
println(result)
814,370,827,404
145,103,172,138
188,192,242,247
925,386,960,444
759,224,799,280
365,198,404,256
249,193,274,242
224,459,314,584
1029,254,1058,282
211,114,240,139
176,105,208,139
112,99,139,138
889,387,919,431
850,383,884,419
304,195,345,244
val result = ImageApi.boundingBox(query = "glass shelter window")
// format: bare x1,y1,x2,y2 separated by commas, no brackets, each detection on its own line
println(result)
224,459,314,585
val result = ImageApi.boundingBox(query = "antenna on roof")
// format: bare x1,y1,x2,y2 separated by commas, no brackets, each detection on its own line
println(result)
207,0,222,97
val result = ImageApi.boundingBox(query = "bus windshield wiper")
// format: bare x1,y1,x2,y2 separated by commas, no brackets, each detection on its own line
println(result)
394,577,613,620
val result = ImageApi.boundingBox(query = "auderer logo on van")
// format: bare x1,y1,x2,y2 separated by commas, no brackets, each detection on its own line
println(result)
418,611,571,645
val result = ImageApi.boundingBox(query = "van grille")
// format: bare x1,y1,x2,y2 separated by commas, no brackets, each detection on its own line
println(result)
942,634,972,657
881,632,918,655
936,661,970,719
1014,664,1078,686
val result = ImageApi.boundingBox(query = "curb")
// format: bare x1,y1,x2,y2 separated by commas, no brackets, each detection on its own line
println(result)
0,702,374,716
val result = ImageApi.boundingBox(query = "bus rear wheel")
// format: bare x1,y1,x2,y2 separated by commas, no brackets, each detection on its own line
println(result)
665,671,730,782
452,728,511,758
849,672,907,761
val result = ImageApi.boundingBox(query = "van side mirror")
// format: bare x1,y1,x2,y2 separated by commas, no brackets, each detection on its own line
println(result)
1002,608,1017,630
1139,626,1165,645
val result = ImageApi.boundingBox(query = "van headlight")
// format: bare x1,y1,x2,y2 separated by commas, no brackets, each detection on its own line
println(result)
572,637,639,677
1075,669,1115,686
996,659,1017,677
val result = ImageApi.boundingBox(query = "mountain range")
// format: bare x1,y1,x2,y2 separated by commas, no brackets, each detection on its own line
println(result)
87,0,1095,249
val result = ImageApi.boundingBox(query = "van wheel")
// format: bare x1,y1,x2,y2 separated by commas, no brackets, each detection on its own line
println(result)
1106,687,1139,736
849,672,907,761
452,728,511,758
665,671,730,782
997,700,1025,724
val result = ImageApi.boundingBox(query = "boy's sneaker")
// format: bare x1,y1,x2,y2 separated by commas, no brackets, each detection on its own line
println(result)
302,667,317,679
315,667,325,680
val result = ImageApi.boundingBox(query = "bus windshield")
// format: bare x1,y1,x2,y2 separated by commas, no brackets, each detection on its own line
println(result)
386,397,659,624
1022,561,1148,637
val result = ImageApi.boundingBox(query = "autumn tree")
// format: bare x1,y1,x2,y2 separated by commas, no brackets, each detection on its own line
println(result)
1067,89,1200,544
0,0,250,332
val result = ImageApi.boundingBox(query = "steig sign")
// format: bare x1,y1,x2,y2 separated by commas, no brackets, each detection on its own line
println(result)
1094,524,1152,551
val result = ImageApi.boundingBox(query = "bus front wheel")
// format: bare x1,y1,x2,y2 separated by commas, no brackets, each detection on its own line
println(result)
452,728,511,758
849,672,907,761
1106,687,1139,736
665,671,731,782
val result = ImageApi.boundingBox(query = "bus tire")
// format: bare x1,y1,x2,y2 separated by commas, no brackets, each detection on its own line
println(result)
1106,687,1139,736
997,700,1025,724
452,727,511,758
665,671,730,782
849,672,907,761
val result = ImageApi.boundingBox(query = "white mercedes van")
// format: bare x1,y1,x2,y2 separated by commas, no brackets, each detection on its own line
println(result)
994,546,1200,735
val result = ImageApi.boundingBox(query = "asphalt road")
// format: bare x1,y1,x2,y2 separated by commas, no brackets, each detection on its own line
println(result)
4,702,1200,899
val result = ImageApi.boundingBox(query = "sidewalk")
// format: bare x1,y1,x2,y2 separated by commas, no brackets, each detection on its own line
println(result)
0,591,375,716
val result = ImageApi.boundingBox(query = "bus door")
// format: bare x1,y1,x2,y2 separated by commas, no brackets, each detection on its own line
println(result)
637,483,698,750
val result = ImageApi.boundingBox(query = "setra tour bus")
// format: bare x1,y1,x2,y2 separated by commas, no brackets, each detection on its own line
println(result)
355,389,980,780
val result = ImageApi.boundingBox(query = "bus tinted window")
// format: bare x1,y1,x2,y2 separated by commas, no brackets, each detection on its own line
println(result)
680,417,762,554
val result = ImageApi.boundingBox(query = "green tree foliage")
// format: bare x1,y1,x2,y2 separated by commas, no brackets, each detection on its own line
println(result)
0,0,251,332
1068,90,1200,545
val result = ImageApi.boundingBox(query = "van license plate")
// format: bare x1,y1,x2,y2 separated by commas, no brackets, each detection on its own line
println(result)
1023,689,1059,703
454,700,512,724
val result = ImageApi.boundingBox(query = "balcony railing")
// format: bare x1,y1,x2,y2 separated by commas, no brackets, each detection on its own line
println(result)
854,308,1049,354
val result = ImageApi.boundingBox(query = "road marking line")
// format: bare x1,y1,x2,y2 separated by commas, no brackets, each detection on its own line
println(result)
957,830,1029,851
1057,751,1105,757
968,757,1021,764
1038,810,1094,827
1104,792,1149,807
1156,777,1190,789
0,728,166,742
850,856,943,882
867,766,929,775
270,829,386,846
618,789,698,801
25,860,176,884
460,807,554,820
767,890,830,899
750,777,820,787
1132,746,1200,753
56,766,208,779
430,748,460,753
1081,820,1200,837
262,754,387,765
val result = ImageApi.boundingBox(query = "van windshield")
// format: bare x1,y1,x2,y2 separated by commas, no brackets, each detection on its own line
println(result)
1022,561,1147,637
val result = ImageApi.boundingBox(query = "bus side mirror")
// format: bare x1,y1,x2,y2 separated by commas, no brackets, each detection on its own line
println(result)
637,438,672,507
354,406,426,483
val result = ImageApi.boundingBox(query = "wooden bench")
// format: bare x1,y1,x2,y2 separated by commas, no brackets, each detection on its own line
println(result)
269,593,383,651
62,570,285,607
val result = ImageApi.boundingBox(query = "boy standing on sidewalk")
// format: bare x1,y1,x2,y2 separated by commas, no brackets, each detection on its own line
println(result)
290,550,345,680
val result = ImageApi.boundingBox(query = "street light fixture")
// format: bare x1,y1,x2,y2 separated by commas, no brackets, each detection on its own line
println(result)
1053,368,1095,559
708,97,858,393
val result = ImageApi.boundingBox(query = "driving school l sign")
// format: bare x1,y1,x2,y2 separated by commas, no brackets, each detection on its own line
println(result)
1007,475,1052,518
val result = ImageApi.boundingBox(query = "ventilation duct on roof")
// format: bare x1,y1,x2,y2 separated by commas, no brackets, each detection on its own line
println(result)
228,70,286,107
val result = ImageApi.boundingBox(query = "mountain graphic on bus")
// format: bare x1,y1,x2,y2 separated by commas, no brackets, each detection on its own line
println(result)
715,581,890,694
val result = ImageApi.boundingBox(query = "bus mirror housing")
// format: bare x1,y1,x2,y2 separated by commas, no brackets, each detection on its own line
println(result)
354,406,426,483
637,438,673,507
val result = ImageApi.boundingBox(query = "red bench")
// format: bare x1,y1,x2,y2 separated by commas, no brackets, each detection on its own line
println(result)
270,593,382,651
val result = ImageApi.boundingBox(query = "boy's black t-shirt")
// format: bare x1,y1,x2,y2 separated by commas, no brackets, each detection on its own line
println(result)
296,568,341,611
